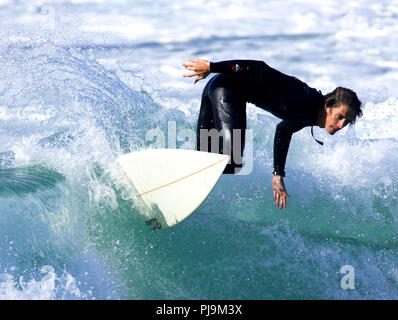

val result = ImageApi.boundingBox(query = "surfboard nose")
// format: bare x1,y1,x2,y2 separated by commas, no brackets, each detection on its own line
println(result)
116,148,229,229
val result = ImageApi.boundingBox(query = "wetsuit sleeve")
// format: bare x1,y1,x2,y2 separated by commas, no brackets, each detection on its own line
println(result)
209,60,270,81
273,120,306,177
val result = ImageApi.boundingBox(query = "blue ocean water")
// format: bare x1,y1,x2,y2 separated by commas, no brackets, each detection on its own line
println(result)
0,0,397,299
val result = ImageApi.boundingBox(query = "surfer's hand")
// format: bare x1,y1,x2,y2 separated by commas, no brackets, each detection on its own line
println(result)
272,175,290,210
183,59,210,84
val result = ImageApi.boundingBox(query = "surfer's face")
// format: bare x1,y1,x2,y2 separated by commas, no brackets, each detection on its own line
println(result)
324,104,356,135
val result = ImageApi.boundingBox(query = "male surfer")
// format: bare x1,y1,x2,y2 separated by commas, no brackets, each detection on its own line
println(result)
183,58,362,210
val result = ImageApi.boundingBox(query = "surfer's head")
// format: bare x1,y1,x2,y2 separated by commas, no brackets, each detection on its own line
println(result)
320,87,362,135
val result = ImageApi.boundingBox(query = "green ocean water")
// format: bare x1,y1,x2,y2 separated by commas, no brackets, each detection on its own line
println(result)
0,0,398,298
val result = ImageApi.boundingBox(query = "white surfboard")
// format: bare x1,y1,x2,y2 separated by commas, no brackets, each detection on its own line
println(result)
115,149,230,230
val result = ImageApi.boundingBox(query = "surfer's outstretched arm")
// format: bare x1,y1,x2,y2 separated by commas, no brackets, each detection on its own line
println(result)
183,58,269,83
272,120,307,210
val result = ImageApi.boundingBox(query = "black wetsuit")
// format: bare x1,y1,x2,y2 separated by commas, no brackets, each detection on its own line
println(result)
196,60,325,175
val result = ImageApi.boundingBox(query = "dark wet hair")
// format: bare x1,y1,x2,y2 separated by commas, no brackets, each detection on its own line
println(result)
324,87,363,125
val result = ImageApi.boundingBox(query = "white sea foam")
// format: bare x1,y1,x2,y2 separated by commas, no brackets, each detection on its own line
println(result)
0,266,86,300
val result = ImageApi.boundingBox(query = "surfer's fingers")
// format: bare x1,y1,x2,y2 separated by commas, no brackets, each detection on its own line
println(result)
188,58,207,65
194,76,202,84
183,70,207,77
183,60,202,69
196,75,208,83
184,59,210,72
194,72,210,83
183,59,198,66
282,195,287,209
273,191,287,209
275,194,280,207
183,64,201,75
183,65,197,71
281,191,290,198
183,71,199,77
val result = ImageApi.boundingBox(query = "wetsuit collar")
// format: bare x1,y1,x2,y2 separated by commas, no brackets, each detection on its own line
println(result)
311,126,324,145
